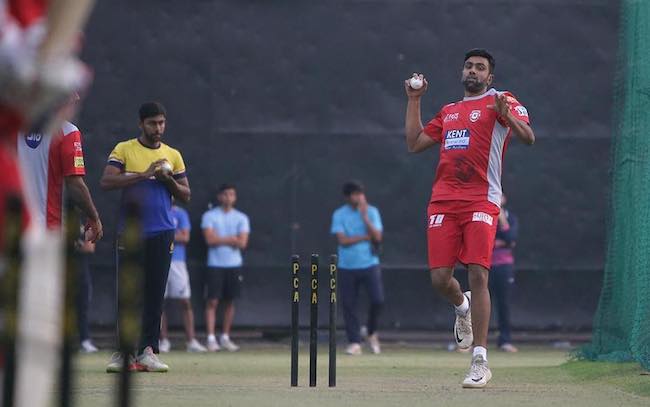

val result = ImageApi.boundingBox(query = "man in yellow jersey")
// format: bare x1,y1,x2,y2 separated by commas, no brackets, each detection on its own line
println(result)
100,102,191,372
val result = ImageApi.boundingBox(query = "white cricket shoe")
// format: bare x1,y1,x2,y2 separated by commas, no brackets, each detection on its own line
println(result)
206,337,221,352
462,354,492,388
80,339,98,353
159,338,171,353
454,291,473,349
345,343,362,355
105,352,137,373
499,343,518,353
187,338,208,352
220,335,240,352
367,334,381,354
136,346,169,372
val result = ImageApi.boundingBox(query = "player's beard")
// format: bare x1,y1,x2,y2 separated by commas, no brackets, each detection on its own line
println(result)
143,129,162,145
462,76,487,94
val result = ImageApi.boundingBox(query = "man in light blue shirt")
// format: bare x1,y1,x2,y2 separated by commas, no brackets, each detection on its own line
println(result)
330,181,385,355
201,184,250,352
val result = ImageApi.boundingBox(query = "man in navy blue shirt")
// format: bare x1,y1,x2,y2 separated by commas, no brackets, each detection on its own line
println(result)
490,194,519,352
330,181,384,355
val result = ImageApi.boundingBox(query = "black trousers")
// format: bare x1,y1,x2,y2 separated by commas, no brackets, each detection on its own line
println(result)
76,253,92,342
339,265,385,344
489,264,515,346
117,230,174,354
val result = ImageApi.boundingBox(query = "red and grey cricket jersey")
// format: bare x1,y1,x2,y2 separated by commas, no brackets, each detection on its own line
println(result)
423,88,531,208
18,121,86,229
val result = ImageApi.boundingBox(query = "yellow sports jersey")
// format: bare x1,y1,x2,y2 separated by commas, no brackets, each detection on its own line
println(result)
107,138,187,235
108,138,185,176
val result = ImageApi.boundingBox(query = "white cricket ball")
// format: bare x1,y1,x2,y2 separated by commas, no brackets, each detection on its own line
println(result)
409,77,423,90
161,161,172,173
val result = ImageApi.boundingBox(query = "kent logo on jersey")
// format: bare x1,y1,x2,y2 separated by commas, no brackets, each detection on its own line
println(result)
444,129,470,150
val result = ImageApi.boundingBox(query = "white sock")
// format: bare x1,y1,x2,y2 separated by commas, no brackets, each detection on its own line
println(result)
454,294,470,315
220,334,230,341
473,346,487,361
207,334,216,343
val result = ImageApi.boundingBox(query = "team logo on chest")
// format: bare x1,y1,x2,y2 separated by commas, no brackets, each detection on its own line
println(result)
469,110,481,122
24,133,43,149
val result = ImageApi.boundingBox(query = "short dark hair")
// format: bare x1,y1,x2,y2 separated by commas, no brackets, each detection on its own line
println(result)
139,102,167,121
217,183,236,194
464,49,495,73
342,180,364,197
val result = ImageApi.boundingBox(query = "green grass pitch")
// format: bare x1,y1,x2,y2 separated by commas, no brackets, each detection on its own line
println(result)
65,344,650,407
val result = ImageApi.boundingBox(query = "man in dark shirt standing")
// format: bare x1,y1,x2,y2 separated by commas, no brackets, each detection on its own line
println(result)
490,194,519,352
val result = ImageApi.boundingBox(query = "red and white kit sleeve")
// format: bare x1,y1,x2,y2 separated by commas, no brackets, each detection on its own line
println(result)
499,92,530,126
58,123,86,177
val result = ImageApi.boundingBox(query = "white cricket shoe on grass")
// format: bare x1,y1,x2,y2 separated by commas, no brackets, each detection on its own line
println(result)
367,334,381,354
220,335,240,352
462,354,492,388
206,337,221,352
105,352,137,373
499,343,518,353
454,291,473,349
80,339,98,353
159,338,171,353
345,343,362,355
187,338,208,352
136,346,169,372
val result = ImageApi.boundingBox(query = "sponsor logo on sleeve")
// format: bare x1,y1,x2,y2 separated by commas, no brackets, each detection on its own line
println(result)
444,129,470,150
73,141,83,152
469,110,481,122
514,106,529,117
74,156,85,168
471,212,493,225
428,214,445,228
